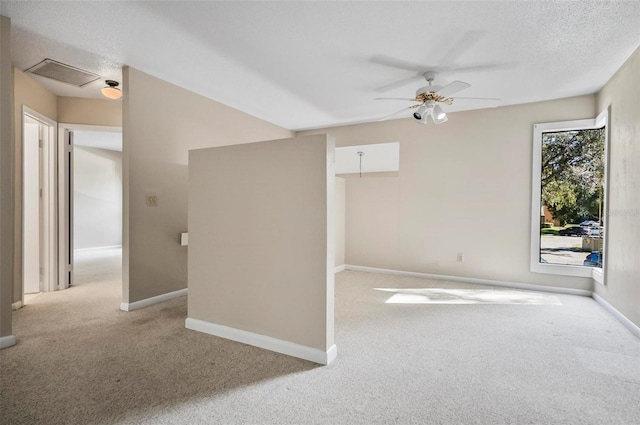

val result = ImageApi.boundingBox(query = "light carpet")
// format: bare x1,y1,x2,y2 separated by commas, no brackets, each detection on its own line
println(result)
1,249,639,424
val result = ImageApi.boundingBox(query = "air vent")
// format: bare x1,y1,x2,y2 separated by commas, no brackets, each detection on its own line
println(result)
25,59,101,87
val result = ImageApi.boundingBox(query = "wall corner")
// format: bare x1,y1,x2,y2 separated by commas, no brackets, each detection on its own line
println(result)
0,14,16,339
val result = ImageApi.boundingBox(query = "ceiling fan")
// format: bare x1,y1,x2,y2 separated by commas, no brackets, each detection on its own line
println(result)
375,71,499,124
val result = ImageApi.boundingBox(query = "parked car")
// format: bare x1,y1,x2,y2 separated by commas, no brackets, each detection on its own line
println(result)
584,251,602,267
580,220,598,228
587,225,603,238
559,226,588,236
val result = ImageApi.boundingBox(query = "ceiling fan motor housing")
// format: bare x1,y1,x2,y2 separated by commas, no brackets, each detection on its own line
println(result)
415,87,450,104
416,85,443,97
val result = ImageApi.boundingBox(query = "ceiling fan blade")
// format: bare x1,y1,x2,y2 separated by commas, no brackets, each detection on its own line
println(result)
374,75,423,93
374,97,418,101
436,80,470,98
438,30,486,66
377,106,415,122
450,96,500,107
370,54,431,72
448,62,517,73
450,97,501,101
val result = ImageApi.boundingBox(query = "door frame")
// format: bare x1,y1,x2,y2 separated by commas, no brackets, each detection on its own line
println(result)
22,106,57,295
57,123,122,290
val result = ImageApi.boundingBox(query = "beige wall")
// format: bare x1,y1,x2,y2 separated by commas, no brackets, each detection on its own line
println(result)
595,46,640,327
58,97,122,127
335,177,345,267
188,134,334,352
122,67,293,303
300,95,597,291
0,15,14,339
12,68,57,303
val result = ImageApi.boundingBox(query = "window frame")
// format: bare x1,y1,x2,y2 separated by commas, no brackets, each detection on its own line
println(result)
530,108,609,284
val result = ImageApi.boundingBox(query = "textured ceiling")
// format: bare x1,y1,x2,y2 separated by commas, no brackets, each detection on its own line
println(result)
2,1,640,130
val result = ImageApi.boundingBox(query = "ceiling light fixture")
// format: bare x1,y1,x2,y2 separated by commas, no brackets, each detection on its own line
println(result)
433,105,446,120
433,113,448,125
101,80,122,100
432,105,448,124
414,101,449,125
413,105,428,120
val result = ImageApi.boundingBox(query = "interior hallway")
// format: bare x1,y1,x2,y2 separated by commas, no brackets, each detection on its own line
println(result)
1,250,639,424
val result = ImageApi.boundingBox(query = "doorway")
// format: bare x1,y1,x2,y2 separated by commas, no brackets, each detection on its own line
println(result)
57,124,123,291
22,107,57,301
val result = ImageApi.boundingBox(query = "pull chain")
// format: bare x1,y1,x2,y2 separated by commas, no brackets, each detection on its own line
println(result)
357,151,364,178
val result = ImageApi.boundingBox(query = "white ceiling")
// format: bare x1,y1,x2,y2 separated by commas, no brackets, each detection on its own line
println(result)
74,131,122,152
2,1,640,131
336,143,399,175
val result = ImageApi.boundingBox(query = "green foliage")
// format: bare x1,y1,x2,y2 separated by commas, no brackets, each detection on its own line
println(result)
541,128,604,225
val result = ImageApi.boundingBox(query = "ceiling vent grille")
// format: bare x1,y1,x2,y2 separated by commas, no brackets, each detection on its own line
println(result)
25,58,101,87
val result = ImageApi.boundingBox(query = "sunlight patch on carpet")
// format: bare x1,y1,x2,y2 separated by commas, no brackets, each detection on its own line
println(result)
374,288,562,305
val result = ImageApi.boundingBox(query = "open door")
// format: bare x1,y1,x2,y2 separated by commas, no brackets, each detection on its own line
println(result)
57,123,123,293
23,120,41,294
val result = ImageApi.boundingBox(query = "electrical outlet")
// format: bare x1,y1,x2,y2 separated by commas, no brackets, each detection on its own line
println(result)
456,253,464,262
146,195,158,207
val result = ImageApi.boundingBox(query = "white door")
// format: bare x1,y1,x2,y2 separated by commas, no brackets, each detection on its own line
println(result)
23,121,41,294
23,108,58,299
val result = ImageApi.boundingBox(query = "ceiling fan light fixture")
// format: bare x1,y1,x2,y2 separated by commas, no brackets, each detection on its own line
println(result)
413,105,428,120
101,80,122,99
433,105,446,120
433,112,449,125
419,109,431,124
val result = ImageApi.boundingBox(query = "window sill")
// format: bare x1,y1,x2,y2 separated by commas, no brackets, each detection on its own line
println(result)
531,262,593,278
531,262,604,285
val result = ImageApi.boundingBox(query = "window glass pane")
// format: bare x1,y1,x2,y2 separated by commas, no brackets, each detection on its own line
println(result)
539,127,605,268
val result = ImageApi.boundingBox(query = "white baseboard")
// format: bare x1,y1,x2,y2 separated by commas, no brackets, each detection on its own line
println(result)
185,317,337,365
334,264,346,273
12,301,23,310
326,343,338,365
344,264,593,297
120,288,187,312
0,335,16,349
75,245,122,252
592,293,640,339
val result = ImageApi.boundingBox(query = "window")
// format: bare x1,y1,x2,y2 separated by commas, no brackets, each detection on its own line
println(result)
530,109,609,284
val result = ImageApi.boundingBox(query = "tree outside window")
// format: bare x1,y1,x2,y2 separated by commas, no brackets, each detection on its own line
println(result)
539,128,605,267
